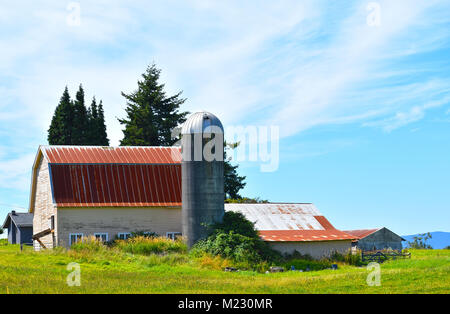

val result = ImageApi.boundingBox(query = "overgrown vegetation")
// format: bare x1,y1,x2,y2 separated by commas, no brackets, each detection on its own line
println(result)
191,212,281,269
114,236,187,255
225,197,269,204
0,244,448,293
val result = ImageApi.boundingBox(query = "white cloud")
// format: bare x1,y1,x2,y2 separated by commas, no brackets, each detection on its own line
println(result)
0,0,450,199
0,153,35,191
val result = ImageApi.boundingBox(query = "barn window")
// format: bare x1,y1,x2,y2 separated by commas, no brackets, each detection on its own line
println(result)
69,233,83,246
94,233,108,242
166,232,182,240
118,233,131,240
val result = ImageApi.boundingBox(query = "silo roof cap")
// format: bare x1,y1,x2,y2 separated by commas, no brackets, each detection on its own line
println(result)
181,111,224,134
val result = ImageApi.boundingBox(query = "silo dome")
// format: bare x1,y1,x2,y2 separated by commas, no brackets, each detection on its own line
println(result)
181,111,223,135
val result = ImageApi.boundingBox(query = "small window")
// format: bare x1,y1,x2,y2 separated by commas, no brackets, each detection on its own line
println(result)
94,233,108,242
69,233,83,246
166,232,182,240
118,233,131,240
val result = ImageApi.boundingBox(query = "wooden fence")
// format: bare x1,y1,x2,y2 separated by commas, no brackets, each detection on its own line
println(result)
361,251,411,263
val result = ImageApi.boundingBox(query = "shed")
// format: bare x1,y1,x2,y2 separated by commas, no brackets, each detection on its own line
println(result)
226,203,355,259
344,228,405,252
2,211,33,245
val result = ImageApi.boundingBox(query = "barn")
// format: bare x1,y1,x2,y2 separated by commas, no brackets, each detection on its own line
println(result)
28,144,354,257
344,228,405,252
2,211,33,245
227,203,354,258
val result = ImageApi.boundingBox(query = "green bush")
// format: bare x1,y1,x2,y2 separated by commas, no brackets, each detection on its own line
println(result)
130,230,159,238
0,239,8,246
70,236,107,253
191,212,281,269
328,250,364,266
115,236,187,255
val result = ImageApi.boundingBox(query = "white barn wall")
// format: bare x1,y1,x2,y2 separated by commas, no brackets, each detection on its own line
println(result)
32,156,56,249
268,240,352,259
57,207,182,247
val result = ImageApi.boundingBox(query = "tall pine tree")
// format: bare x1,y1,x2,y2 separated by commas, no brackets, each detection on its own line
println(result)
96,100,109,146
119,64,188,146
48,86,109,146
87,97,109,145
48,86,74,145
72,84,89,145
119,64,246,198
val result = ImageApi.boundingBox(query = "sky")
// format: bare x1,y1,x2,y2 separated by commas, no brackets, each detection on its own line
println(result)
0,0,449,236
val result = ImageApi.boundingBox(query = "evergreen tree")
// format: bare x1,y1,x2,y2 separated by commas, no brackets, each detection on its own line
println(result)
48,86,74,145
72,84,89,145
96,100,109,146
224,145,246,199
119,64,188,146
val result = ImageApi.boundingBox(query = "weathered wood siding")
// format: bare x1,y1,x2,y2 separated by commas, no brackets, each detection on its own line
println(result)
357,228,403,251
57,207,182,247
268,240,352,259
32,156,56,249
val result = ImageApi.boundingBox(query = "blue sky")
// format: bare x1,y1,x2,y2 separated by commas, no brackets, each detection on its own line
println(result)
0,0,449,235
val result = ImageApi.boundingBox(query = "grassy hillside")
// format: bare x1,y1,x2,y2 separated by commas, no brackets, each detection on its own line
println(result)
0,242,448,294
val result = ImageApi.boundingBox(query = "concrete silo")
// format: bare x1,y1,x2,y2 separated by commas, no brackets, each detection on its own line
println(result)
181,112,224,247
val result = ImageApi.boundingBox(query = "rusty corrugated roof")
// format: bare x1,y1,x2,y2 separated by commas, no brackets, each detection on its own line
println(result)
225,203,355,242
259,230,355,242
50,164,181,207
344,229,381,239
39,146,182,207
41,146,181,164
225,203,332,231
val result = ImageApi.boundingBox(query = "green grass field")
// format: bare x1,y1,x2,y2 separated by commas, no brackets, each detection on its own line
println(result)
0,243,448,294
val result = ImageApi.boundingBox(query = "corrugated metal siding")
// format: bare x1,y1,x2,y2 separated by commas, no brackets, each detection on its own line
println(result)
344,229,380,239
51,164,181,207
225,203,355,242
41,146,181,164
224,203,325,231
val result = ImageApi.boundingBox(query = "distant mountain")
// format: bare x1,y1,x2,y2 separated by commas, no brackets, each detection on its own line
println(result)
402,231,450,249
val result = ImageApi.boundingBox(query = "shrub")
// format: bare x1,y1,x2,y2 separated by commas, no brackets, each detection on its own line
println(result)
0,239,8,246
70,236,107,253
328,250,364,266
115,236,187,255
192,212,281,269
130,230,159,238
208,211,259,238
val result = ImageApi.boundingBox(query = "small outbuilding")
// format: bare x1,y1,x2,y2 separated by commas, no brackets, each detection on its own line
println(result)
227,203,355,259
344,228,405,252
2,211,34,245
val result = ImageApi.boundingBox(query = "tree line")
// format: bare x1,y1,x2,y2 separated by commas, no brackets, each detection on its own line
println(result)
47,64,246,199
48,85,109,146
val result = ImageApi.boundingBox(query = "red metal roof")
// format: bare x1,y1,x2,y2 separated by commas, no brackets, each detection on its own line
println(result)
259,230,355,242
344,229,380,239
41,146,181,164
50,163,181,207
